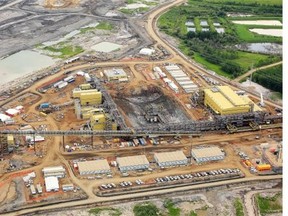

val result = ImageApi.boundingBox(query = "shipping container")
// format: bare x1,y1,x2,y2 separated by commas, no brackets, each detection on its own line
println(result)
244,160,252,167
256,164,271,171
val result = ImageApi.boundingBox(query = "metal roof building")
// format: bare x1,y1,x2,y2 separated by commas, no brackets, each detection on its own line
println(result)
154,151,188,167
42,166,66,178
77,160,111,175
44,176,59,192
104,68,128,81
192,146,225,163
203,86,259,115
116,155,149,172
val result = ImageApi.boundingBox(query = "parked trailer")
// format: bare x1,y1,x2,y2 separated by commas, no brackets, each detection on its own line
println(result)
30,185,36,195
36,183,43,194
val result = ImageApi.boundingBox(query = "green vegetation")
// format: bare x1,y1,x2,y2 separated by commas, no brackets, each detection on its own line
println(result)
89,207,121,216
96,21,113,30
133,202,159,216
43,45,83,59
189,211,197,216
234,198,244,216
120,7,149,15
158,0,282,79
126,0,136,3
252,64,282,93
269,92,282,100
202,0,282,5
234,25,282,43
256,193,282,214
164,199,181,216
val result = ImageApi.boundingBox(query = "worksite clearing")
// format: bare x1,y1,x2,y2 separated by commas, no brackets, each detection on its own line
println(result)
0,0,283,215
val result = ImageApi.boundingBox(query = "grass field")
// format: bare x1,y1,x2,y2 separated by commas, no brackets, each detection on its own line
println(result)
234,198,244,216
44,45,83,59
256,193,282,214
190,0,282,6
89,207,121,216
96,22,113,30
234,25,282,43
164,199,181,216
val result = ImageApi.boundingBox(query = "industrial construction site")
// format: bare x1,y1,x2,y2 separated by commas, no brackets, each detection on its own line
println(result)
0,0,283,215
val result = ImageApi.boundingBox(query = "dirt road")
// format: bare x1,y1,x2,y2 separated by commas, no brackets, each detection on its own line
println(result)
233,61,282,82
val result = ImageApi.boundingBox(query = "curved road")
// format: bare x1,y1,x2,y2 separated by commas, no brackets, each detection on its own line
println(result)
233,61,282,82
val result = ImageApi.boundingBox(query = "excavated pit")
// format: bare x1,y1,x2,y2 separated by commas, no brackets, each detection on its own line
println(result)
113,85,191,128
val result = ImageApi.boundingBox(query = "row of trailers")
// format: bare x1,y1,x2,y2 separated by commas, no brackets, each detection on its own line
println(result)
164,64,198,93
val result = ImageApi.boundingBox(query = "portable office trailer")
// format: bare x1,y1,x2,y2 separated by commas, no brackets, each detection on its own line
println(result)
171,74,187,78
30,185,36,195
168,82,179,93
178,81,195,85
175,77,191,81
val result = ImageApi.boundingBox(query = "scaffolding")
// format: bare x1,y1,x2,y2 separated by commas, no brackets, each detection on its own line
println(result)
0,134,8,156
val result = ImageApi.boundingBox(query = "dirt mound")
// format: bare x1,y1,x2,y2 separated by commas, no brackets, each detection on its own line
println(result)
44,0,79,8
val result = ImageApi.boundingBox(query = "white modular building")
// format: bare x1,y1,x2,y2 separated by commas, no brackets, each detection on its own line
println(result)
0,113,11,122
168,82,179,93
154,151,188,167
62,184,74,192
116,155,149,172
45,176,59,192
77,160,111,175
139,48,155,56
175,77,191,82
42,166,66,178
178,81,195,86
153,67,162,73
192,146,225,163
165,65,180,71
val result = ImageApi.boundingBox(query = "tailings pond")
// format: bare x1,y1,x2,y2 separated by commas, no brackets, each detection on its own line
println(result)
235,43,282,55
0,50,57,85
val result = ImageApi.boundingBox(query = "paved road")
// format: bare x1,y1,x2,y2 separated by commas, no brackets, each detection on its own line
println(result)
0,0,24,10
233,61,283,82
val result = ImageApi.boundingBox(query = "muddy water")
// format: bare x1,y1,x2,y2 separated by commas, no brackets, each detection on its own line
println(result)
235,43,282,55
0,50,57,85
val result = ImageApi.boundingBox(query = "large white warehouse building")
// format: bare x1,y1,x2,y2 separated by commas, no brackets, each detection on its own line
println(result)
116,155,149,172
77,160,111,175
192,146,225,163
154,151,188,167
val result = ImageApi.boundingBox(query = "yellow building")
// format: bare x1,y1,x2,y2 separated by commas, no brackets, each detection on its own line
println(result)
82,108,104,119
90,113,117,131
79,84,91,90
7,135,14,145
72,88,102,106
72,89,99,98
203,86,260,115
90,114,106,130
79,92,102,106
